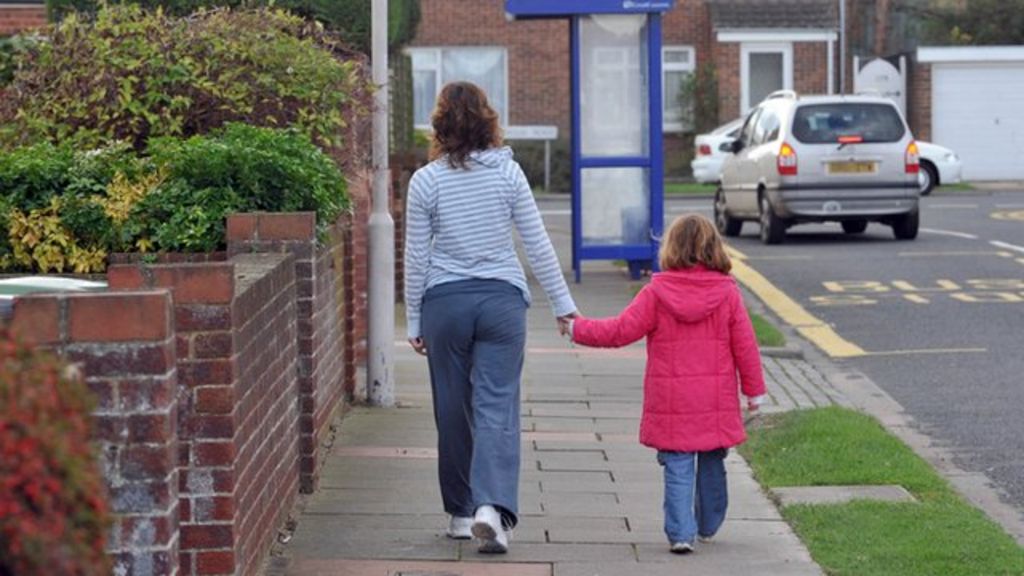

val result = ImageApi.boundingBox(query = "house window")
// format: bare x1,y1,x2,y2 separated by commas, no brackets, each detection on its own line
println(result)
408,47,508,129
662,46,695,132
740,43,793,112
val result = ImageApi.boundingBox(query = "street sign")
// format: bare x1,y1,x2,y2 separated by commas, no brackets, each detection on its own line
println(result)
504,125,559,140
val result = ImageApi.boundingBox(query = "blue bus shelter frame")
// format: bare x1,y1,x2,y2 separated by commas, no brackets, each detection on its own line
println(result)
506,0,674,281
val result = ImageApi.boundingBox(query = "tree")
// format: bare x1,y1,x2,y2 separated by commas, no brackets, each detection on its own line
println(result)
905,0,1024,45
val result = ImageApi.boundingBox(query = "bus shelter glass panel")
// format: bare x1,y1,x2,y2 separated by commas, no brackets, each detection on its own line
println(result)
581,167,650,246
580,15,650,158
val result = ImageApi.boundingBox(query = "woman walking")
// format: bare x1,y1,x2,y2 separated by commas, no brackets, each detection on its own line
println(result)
404,81,577,554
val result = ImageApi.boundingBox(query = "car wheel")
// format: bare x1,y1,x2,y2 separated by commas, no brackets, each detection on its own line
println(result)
841,220,868,234
759,195,785,245
714,189,743,237
892,210,919,240
919,161,937,196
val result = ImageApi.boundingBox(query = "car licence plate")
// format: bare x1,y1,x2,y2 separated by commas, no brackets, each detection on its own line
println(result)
828,161,877,174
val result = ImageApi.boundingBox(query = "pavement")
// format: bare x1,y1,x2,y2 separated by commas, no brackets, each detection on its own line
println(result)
265,263,851,576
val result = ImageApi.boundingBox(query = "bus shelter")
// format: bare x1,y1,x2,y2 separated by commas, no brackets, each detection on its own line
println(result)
505,0,674,281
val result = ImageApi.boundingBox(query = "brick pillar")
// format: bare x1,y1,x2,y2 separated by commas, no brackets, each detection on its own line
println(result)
226,213,347,494
12,291,180,576
109,256,300,576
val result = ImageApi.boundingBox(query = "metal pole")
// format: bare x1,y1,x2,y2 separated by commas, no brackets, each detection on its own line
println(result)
368,0,395,406
544,140,551,193
839,0,846,93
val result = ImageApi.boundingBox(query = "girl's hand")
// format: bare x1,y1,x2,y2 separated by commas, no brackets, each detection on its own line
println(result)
557,311,577,337
408,337,427,356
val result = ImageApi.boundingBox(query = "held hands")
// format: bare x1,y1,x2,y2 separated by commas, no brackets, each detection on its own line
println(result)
408,337,427,356
556,311,578,338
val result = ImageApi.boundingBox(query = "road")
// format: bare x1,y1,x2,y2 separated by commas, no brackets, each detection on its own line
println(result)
537,188,1024,516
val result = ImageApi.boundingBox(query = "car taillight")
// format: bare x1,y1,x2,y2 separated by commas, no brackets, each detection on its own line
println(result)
778,142,798,176
905,141,920,174
698,144,712,156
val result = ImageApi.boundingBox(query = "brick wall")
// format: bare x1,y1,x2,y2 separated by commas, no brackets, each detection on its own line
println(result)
225,213,348,494
909,61,931,141
794,42,830,95
715,42,741,122
12,290,180,576
9,206,364,575
343,175,370,400
0,5,46,35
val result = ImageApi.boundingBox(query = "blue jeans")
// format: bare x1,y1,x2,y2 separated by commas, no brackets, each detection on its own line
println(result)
422,279,527,529
657,448,729,543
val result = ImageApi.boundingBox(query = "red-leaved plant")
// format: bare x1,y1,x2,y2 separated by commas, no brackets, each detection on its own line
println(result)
0,328,110,575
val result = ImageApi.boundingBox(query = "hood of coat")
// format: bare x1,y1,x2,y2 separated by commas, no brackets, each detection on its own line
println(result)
649,266,735,323
468,146,513,167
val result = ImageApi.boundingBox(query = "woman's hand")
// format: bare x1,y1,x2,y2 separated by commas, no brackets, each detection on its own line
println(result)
408,337,427,356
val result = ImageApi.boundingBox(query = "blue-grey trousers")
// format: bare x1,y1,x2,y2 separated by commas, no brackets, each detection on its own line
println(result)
421,279,527,528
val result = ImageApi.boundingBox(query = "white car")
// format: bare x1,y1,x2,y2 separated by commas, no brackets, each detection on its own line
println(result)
916,140,962,195
693,118,962,195
690,118,742,183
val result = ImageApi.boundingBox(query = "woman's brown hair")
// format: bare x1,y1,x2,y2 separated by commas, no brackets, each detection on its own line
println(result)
658,214,732,273
430,81,503,169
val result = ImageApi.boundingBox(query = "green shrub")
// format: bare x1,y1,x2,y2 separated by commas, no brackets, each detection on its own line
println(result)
1,5,371,161
0,35,41,86
45,0,421,53
0,329,112,576
511,139,571,194
2,125,349,271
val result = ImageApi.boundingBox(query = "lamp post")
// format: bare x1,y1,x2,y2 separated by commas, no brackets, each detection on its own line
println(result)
367,0,395,407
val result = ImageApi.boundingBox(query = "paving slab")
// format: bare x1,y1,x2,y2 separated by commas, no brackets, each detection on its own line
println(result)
771,484,917,506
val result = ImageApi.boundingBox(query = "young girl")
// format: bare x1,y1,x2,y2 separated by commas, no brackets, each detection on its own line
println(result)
567,214,765,554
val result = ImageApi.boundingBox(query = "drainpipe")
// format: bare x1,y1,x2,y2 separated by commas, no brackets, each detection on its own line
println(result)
368,0,395,407
839,0,847,93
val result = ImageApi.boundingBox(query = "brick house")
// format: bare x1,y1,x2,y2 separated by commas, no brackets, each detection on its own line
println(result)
408,0,840,177
0,0,45,35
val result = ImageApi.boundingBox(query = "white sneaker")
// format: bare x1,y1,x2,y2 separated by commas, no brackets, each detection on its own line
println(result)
446,516,473,540
670,541,695,554
472,505,509,554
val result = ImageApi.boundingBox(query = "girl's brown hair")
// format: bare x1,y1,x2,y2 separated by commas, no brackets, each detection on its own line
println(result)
658,214,732,273
430,81,503,169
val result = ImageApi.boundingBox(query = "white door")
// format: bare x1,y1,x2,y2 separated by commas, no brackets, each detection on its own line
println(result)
741,43,793,113
932,63,1024,180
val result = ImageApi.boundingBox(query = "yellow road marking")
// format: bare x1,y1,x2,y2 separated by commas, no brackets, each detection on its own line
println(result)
991,210,1024,221
862,348,987,357
727,247,866,358
897,251,1010,258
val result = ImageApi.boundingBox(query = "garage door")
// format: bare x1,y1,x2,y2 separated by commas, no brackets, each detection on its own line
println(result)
932,63,1024,181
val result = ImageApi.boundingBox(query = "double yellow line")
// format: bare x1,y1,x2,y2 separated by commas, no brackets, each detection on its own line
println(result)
728,247,866,358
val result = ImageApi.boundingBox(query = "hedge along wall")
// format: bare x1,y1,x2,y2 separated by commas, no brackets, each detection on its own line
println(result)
9,208,359,575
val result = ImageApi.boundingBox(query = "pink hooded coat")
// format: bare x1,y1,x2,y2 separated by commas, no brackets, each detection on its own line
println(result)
573,267,765,452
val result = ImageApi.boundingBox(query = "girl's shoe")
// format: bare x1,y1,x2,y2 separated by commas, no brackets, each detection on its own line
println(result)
472,505,509,554
698,533,716,543
670,541,695,554
446,516,473,540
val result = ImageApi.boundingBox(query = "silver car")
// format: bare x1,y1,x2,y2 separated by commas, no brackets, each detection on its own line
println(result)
717,91,920,244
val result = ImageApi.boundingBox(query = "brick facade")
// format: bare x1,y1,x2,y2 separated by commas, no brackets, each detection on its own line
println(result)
0,4,45,35
909,61,931,141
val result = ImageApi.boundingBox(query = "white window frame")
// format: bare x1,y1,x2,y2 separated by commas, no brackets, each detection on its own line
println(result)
740,42,793,113
407,46,509,129
662,45,696,133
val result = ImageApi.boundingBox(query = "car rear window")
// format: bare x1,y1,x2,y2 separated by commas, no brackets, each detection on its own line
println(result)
791,103,906,144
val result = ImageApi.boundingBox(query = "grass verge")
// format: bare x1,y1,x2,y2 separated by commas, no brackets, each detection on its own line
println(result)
750,311,785,348
665,182,716,195
739,407,1024,576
